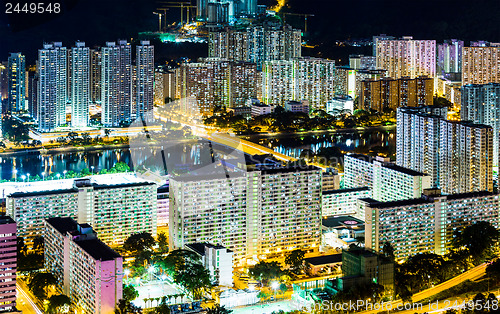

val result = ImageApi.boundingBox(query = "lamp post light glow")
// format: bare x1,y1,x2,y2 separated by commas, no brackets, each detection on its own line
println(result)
21,175,26,182
27,173,30,182
63,170,67,178
271,281,279,302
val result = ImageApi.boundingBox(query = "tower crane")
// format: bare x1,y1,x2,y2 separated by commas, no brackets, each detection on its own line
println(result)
157,1,196,27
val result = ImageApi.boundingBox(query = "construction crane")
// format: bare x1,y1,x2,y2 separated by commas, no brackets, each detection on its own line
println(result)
157,1,196,26
281,13,314,33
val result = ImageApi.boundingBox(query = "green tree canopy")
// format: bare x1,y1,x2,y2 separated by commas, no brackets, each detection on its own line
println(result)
452,221,499,262
123,232,156,255
284,249,305,275
123,284,139,303
28,272,57,300
47,294,71,313
248,261,284,285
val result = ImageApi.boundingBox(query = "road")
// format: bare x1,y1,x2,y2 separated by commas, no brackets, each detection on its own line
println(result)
16,283,43,314
357,262,488,314
156,112,332,170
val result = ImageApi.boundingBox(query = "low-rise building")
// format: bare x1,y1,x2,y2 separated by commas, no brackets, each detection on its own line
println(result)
44,217,123,314
326,96,354,115
186,243,233,286
304,254,342,276
285,100,309,114
250,101,274,117
338,248,394,297
322,216,365,250
0,216,17,313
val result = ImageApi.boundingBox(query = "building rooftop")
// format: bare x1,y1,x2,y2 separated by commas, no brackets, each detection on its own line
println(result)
322,187,370,196
322,216,364,229
305,254,342,266
343,248,378,257
360,191,498,208
75,239,121,261
346,154,374,163
0,216,15,225
186,243,232,256
46,217,80,235
2,173,153,198
381,163,427,177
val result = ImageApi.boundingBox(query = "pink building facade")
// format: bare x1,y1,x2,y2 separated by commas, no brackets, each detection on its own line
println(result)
0,216,17,312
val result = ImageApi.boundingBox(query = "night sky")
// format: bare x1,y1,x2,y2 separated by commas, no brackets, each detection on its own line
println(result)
1,0,499,63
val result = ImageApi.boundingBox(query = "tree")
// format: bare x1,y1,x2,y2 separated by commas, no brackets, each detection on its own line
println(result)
17,237,27,256
123,284,139,303
123,232,156,255
248,261,284,285
382,241,395,261
115,299,142,314
284,249,305,275
33,235,44,253
157,232,169,254
159,249,211,299
206,304,233,314
28,272,57,300
67,132,78,141
46,294,70,313
81,132,91,145
452,221,499,262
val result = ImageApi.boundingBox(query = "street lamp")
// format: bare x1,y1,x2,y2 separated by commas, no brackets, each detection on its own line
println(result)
63,170,67,178
148,265,155,281
42,172,46,181
27,173,30,182
56,173,60,180
21,175,26,182
271,281,279,302
91,166,94,174
13,169,17,182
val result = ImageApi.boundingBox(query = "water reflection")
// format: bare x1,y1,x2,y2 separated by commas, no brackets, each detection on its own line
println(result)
245,129,396,158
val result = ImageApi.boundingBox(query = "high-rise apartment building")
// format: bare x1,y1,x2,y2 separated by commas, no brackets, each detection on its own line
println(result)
396,106,494,194
0,216,17,313
363,189,499,260
7,52,26,112
360,76,434,111
439,120,493,194
437,39,464,76
136,41,154,122
197,0,257,22
461,83,500,166
27,68,38,119
90,48,101,104
101,41,132,127
462,46,500,85
169,165,322,264
376,37,436,79
176,58,258,115
208,25,301,70
372,34,395,57
38,42,68,132
322,187,371,219
71,41,90,128
261,57,336,110
45,217,123,314
344,154,431,202
4,174,157,246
